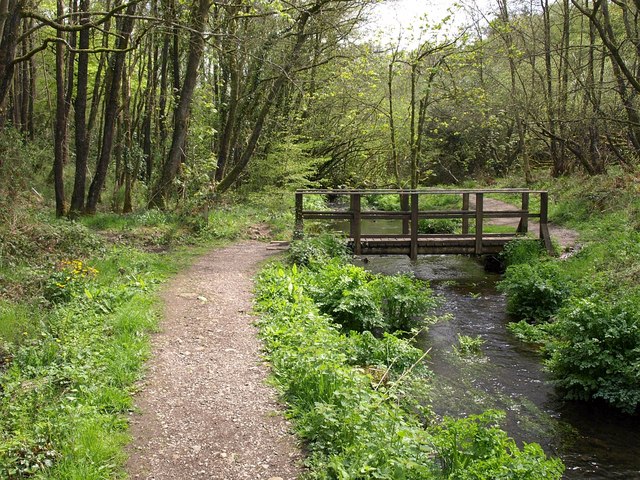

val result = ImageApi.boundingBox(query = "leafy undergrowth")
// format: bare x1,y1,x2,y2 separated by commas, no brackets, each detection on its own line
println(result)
0,244,183,479
255,238,564,479
0,195,294,479
495,169,640,414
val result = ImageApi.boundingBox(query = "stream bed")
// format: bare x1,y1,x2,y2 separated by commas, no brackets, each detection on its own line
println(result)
355,254,640,479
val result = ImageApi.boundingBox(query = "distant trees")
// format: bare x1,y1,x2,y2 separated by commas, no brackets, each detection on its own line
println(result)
1,0,639,214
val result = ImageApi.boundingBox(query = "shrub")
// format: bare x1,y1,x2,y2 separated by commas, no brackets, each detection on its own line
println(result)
498,262,572,323
454,334,485,357
288,234,350,267
430,410,564,479
306,260,384,331
370,274,437,332
546,293,640,413
303,259,435,333
418,218,461,234
501,238,547,267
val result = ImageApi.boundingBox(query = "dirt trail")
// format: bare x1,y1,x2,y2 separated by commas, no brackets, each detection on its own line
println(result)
127,242,301,480
472,197,579,250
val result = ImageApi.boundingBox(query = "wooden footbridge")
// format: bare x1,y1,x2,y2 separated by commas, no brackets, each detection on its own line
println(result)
294,189,553,260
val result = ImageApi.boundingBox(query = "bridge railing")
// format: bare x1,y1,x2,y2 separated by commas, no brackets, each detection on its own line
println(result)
294,189,553,258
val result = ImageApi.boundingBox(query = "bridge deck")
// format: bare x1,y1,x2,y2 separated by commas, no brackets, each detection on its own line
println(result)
349,234,517,255
294,189,553,259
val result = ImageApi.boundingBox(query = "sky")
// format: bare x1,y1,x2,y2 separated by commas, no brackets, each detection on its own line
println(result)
364,0,494,46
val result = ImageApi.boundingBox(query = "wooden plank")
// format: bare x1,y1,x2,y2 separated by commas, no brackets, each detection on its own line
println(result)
539,191,553,254
517,192,529,233
351,193,362,255
400,193,410,235
410,193,419,261
475,193,484,255
294,192,304,239
302,211,352,220
462,193,470,234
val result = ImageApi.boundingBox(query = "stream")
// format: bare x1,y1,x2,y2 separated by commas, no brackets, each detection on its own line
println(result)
354,253,640,479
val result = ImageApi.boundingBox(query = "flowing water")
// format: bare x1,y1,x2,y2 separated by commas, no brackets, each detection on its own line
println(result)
354,254,640,479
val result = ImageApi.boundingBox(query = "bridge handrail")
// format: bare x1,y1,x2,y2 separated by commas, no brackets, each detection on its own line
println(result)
294,189,553,259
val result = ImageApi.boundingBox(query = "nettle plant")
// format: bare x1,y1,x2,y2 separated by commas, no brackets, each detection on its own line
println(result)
547,293,640,413
303,259,436,334
498,261,573,323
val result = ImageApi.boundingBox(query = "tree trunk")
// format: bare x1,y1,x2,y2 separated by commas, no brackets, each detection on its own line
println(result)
53,0,68,217
85,1,137,214
149,0,211,209
0,0,22,118
215,6,317,194
70,0,90,215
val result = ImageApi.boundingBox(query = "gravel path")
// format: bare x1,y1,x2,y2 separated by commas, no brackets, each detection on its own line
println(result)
473,197,579,250
126,242,302,480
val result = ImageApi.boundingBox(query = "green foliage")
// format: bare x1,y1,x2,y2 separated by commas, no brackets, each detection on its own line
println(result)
430,410,564,479
303,259,435,333
370,274,438,332
347,330,426,376
546,293,640,413
495,173,640,414
0,217,106,269
454,334,485,357
303,194,329,211
498,262,572,323
363,194,401,211
0,234,180,478
500,239,547,267
418,218,461,234
43,260,99,304
254,262,563,479
507,320,556,346
288,234,350,267
242,135,325,192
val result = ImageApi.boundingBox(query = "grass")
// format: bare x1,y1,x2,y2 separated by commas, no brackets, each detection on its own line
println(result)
0,192,295,478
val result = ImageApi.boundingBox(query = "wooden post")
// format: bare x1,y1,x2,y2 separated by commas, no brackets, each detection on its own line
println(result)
400,193,409,235
462,192,470,235
517,192,529,234
294,191,304,239
475,192,483,255
410,193,419,260
539,191,553,254
351,193,362,255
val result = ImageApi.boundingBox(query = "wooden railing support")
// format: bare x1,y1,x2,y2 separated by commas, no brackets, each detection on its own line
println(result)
462,193,470,234
351,193,362,255
517,192,529,234
410,193,419,261
539,192,553,254
294,191,304,239
475,192,484,255
400,193,410,235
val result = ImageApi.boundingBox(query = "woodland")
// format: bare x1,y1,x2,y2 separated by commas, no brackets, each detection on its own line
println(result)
1,0,639,212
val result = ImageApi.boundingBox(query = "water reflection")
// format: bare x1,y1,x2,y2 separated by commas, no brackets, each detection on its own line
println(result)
356,255,640,480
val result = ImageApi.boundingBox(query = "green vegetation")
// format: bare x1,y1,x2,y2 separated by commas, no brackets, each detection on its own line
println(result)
0,200,290,478
254,237,563,479
498,171,640,414
0,244,173,478
454,334,485,357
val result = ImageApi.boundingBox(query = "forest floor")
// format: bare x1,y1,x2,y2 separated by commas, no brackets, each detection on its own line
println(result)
126,241,302,480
